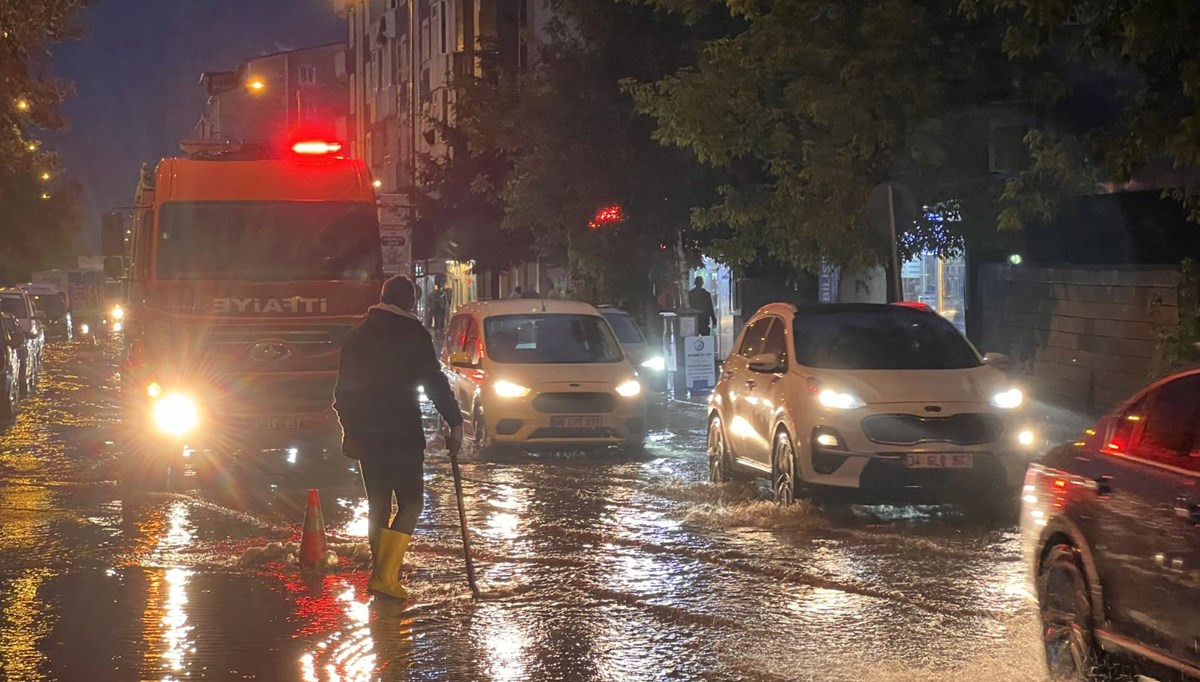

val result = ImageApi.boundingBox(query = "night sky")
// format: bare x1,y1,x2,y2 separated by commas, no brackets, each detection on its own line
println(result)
50,0,344,249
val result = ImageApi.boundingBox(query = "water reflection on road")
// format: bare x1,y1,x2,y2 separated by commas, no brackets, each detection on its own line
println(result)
0,340,1057,681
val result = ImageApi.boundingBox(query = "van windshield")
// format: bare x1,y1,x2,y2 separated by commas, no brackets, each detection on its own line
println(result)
484,314,624,364
156,201,382,281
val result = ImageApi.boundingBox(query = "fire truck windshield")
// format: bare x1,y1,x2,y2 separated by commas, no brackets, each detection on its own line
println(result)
156,201,382,281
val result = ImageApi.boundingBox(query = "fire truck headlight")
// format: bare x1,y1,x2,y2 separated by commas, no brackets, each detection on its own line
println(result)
111,305,124,321
153,393,199,436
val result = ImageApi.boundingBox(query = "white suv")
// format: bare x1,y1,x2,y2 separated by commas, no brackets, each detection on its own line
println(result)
708,303,1036,509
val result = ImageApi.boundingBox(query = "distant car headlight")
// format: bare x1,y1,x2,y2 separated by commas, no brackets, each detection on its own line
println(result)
112,321,123,333
615,379,642,397
818,389,866,410
640,356,666,372
111,305,124,320
992,388,1024,409
152,393,199,436
493,380,531,398
80,323,90,335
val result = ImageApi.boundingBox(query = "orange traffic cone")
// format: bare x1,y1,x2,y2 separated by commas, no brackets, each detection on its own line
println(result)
298,488,327,567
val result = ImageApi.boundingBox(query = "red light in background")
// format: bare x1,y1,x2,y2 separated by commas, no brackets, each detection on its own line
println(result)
1052,479,1067,489
291,140,344,156
588,204,625,229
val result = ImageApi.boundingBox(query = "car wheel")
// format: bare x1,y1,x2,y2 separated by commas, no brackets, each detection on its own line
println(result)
0,375,16,420
707,416,732,483
772,430,798,506
1038,543,1117,681
472,407,494,454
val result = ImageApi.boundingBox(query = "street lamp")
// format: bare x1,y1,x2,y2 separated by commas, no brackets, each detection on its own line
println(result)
248,79,266,92
39,171,50,182
14,98,30,113
26,142,38,152
40,192,50,201
372,179,383,189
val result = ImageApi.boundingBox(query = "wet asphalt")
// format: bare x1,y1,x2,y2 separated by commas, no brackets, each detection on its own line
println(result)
0,339,1088,681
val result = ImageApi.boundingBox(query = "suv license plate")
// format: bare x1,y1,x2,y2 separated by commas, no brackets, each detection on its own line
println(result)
906,453,973,469
264,419,302,431
550,416,603,428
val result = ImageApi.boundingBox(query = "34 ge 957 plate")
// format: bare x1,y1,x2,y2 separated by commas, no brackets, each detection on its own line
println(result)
906,453,973,469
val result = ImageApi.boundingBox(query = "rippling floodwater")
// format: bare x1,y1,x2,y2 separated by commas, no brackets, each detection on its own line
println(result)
0,339,1054,681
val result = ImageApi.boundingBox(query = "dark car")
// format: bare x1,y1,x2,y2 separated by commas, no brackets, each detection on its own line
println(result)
0,315,24,419
1022,369,1200,681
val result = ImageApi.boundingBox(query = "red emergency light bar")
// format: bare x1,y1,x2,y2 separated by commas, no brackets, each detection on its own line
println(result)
291,140,344,156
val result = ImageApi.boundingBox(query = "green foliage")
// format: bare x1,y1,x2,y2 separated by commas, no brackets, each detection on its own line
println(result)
628,0,1031,272
0,0,91,280
435,0,726,310
1149,258,1200,377
966,0,1200,224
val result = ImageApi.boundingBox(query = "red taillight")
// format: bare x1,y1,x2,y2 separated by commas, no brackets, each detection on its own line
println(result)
1052,479,1067,489
291,140,343,156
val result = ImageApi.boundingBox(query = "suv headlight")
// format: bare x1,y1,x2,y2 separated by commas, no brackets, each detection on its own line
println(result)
992,388,1024,409
640,356,666,372
615,379,641,397
817,389,865,410
493,380,531,398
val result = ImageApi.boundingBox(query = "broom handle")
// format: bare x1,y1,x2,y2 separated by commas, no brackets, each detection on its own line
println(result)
449,451,479,597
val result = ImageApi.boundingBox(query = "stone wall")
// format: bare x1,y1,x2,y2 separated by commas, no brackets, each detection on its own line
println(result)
976,265,1181,415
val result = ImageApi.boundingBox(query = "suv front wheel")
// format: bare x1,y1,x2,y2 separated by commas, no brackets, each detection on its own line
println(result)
707,416,732,483
772,430,798,506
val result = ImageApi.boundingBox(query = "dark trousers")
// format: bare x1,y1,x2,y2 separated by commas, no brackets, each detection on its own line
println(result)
345,435,425,552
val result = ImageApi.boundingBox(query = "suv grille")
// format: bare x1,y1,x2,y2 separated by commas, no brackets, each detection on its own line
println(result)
532,392,615,414
861,413,1002,446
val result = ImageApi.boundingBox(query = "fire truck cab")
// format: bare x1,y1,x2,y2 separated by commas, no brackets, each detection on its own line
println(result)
103,139,382,479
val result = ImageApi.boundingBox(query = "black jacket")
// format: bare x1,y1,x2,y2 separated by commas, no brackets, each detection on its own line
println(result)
334,305,462,447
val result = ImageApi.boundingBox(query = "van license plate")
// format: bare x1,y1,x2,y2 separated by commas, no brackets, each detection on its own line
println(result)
906,453,973,469
264,419,302,431
551,416,603,428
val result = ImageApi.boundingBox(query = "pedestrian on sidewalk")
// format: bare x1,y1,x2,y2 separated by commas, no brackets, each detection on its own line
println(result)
334,274,463,599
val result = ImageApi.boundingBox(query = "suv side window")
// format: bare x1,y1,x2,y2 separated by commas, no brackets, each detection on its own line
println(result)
1134,376,1200,465
760,318,788,369
464,317,481,364
737,318,772,358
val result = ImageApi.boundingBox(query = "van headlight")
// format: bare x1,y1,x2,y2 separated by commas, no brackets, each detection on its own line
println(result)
152,393,199,436
615,379,642,397
818,389,865,410
80,323,90,335
640,356,666,372
992,388,1024,409
493,380,531,398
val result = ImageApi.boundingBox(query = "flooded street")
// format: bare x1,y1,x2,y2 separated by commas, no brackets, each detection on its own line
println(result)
0,340,1061,681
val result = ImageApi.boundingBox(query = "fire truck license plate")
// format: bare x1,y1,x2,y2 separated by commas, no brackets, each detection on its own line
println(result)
550,416,603,428
264,419,302,431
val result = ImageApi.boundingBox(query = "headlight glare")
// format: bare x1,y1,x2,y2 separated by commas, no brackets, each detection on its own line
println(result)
111,306,125,320
817,389,865,410
640,356,666,372
146,381,162,399
615,379,641,397
152,393,199,436
992,388,1024,409
493,380,531,398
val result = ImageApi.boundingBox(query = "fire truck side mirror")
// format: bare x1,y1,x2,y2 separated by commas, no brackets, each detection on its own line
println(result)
101,213,124,257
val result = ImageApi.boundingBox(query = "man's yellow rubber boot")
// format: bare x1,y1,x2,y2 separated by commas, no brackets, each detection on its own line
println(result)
368,529,411,599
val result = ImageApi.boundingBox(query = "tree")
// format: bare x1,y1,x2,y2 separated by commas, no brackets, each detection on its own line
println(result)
433,0,728,312
964,0,1200,225
627,0,1037,273
0,0,90,280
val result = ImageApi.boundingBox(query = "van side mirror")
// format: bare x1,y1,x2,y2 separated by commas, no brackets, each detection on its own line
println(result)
448,351,475,368
748,352,784,373
101,213,125,257
983,352,1013,370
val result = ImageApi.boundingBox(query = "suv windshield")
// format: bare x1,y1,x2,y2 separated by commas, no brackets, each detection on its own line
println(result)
793,308,981,370
0,295,28,318
601,311,645,345
30,294,66,317
485,314,624,364
157,201,382,281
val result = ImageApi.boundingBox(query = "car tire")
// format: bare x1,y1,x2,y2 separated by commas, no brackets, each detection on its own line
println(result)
772,429,799,506
0,375,17,420
471,406,497,456
707,416,732,483
1038,543,1120,681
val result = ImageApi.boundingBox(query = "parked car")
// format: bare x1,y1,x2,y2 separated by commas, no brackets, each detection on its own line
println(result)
18,283,71,339
0,315,23,418
707,303,1038,508
598,306,667,392
442,299,646,453
0,289,43,395
1022,369,1200,682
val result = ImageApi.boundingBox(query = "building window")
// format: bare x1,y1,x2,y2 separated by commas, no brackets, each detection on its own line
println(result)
420,68,431,104
436,0,449,55
441,88,449,124
298,65,317,85
421,18,431,62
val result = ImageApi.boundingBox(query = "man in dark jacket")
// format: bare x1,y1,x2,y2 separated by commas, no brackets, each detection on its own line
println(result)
687,276,718,336
334,275,463,599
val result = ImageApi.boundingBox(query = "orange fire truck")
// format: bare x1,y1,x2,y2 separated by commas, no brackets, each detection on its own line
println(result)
102,138,382,480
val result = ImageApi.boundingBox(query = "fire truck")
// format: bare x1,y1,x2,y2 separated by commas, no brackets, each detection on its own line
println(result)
102,138,382,481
